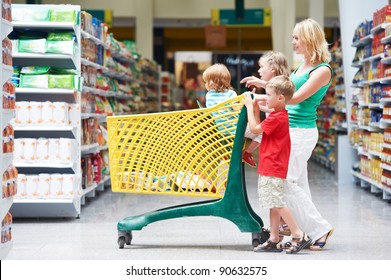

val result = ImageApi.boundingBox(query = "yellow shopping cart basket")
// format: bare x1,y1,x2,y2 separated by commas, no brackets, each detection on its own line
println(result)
107,95,264,249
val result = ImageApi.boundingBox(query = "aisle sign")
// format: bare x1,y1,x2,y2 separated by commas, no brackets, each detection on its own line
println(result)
205,25,227,48
211,8,271,27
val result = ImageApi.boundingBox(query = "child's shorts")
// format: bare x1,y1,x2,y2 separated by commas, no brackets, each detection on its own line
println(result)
245,124,262,143
257,175,287,209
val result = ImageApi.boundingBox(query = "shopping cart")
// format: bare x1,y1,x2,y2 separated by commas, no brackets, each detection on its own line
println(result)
107,95,265,249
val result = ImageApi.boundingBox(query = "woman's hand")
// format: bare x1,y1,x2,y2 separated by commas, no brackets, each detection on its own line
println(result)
240,76,268,89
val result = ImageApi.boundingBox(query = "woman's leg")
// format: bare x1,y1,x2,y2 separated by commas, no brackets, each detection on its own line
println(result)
283,183,332,242
287,127,318,199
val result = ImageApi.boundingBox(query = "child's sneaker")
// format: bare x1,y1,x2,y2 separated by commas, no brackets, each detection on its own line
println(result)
243,152,256,167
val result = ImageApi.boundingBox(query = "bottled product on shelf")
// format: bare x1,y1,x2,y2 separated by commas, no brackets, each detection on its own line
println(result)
0,0,14,259
349,4,391,201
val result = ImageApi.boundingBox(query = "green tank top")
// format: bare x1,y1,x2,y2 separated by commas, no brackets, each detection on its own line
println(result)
287,62,333,128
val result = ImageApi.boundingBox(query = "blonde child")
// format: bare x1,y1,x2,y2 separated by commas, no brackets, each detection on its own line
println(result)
243,75,311,254
241,52,292,167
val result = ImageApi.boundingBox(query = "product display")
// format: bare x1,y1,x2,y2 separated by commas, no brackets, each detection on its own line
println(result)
0,0,14,259
349,4,391,200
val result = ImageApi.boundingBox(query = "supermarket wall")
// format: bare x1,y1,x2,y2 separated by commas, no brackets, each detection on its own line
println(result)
11,0,339,19
11,0,340,63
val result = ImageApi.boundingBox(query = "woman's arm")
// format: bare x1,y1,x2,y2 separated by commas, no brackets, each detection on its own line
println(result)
288,66,332,105
240,76,268,89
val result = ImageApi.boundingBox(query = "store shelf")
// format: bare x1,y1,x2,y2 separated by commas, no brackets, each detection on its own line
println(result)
13,53,78,69
10,4,83,218
0,196,13,223
0,241,13,260
1,18,12,40
15,88,76,95
1,11,14,260
11,198,81,218
351,170,391,200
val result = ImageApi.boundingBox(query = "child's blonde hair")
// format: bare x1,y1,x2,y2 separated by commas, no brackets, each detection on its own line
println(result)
294,18,331,64
266,75,295,103
202,63,232,92
260,51,291,76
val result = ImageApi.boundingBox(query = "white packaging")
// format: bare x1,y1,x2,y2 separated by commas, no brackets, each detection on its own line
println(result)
52,102,69,126
13,138,25,162
14,101,30,125
62,174,75,198
35,138,49,162
25,175,39,198
48,138,60,162
23,138,37,162
37,173,50,198
68,103,80,126
29,101,42,125
16,174,27,198
58,138,73,163
50,173,63,198
41,101,53,125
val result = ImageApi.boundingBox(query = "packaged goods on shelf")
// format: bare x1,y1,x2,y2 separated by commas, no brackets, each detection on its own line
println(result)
2,0,12,22
16,173,80,199
2,124,13,153
2,165,18,199
13,138,77,164
2,37,12,65
1,212,12,244
2,80,15,109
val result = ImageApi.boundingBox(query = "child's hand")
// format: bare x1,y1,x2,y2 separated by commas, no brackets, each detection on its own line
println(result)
243,92,254,108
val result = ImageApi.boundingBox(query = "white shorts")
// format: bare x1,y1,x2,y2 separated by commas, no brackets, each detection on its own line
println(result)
257,175,287,209
245,124,262,143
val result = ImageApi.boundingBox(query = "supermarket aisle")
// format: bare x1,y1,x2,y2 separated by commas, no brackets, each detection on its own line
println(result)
6,161,391,260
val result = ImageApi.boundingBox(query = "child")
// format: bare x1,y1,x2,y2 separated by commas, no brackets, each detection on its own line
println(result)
203,63,263,164
243,75,311,254
241,51,292,167
203,63,238,136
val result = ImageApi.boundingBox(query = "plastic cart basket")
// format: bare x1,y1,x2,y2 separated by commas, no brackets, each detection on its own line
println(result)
107,95,265,249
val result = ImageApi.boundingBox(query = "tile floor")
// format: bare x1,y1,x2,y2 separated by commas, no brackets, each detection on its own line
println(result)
4,161,391,260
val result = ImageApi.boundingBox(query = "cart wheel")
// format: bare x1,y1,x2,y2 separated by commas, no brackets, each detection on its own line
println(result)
118,236,126,249
252,232,261,248
125,231,132,245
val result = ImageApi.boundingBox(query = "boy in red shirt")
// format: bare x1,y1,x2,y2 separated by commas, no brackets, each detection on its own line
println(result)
243,75,311,254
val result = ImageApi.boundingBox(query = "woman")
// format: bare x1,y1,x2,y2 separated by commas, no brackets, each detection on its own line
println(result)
241,18,334,250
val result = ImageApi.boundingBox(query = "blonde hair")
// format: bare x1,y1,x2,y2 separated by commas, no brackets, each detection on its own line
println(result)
294,18,331,64
260,51,291,76
202,63,232,92
266,75,295,102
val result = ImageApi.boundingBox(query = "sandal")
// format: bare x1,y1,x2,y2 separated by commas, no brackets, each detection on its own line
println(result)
254,239,282,253
277,241,292,250
285,233,312,254
309,228,334,251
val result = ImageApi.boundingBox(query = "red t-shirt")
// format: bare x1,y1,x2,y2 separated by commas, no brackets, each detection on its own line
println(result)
257,110,290,179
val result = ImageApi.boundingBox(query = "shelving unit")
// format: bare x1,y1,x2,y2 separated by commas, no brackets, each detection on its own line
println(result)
159,71,174,112
313,44,347,171
0,6,14,259
348,14,391,201
10,4,83,217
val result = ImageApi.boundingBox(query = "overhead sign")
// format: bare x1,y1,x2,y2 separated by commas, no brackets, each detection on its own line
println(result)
205,25,227,48
211,8,271,27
